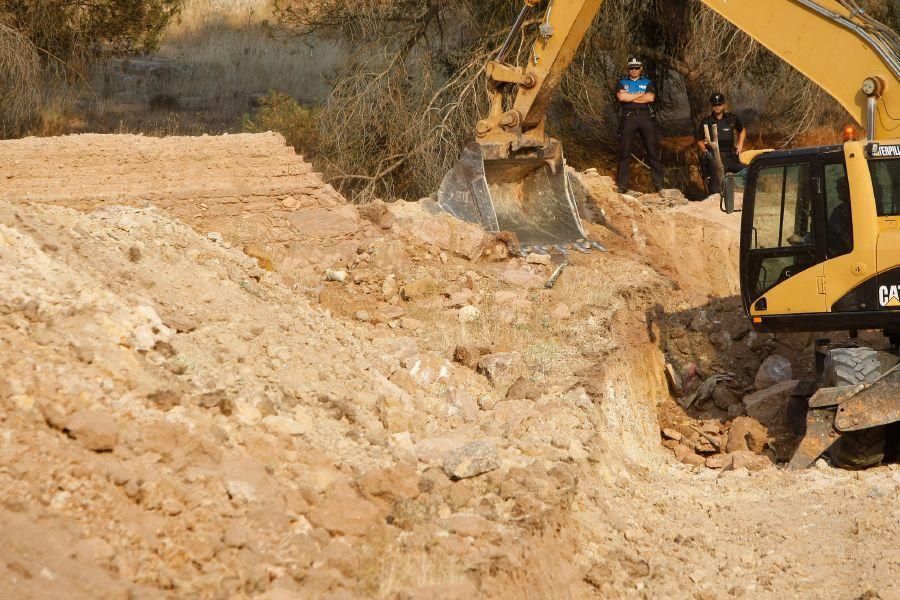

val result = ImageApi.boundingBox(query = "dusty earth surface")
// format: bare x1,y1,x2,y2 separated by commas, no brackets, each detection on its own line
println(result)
0,134,898,599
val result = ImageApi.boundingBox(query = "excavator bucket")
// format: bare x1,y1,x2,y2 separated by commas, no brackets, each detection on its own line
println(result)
437,140,602,255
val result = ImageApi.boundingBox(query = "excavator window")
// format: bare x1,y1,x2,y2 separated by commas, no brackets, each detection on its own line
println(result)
752,164,814,249
868,159,900,217
748,162,817,299
823,162,853,258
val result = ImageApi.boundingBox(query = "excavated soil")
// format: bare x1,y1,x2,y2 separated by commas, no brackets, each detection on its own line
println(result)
0,134,898,599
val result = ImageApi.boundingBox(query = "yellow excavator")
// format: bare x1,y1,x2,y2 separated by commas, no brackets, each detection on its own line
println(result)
438,0,900,468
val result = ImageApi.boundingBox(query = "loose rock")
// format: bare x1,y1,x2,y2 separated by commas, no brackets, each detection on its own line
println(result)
723,451,774,472
442,441,499,480
712,386,740,411
401,277,440,301
65,410,118,452
506,377,539,401
726,416,769,454
743,380,798,426
499,268,544,289
477,352,523,392
307,481,381,535
754,355,793,389
458,305,481,323
673,444,706,467
526,253,552,265
453,345,483,370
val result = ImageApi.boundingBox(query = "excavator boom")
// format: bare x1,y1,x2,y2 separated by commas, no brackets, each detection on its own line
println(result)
705,0,900,139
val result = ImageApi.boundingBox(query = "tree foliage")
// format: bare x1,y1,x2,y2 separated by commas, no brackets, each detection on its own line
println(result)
0,0,181,136
275,0,519,201
275,0,900,200
2,0,180,63
278,0,896,199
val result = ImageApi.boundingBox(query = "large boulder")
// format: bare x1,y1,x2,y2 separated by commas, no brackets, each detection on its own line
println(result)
725,416,769,453
742,379,798,426
754,355,793,390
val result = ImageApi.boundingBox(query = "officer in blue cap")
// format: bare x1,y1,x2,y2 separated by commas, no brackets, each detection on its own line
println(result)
615,56,665,194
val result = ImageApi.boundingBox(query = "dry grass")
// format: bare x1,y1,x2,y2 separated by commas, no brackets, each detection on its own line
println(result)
30,0,341,137
0,22,42,136
155,0,340,107
377,549,468,597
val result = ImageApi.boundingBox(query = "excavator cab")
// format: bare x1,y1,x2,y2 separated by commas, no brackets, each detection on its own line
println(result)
738,141,900,334
736,141,900,468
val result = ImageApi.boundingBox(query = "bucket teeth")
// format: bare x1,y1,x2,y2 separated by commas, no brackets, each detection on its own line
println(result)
523,242,608,256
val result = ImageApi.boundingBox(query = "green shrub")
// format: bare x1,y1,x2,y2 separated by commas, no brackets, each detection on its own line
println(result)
242,91,321,159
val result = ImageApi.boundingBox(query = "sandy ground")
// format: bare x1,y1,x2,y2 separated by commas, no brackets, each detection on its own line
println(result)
0,134,897,599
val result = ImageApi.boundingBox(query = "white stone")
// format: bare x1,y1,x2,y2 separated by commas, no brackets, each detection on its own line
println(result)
262,415,306,436
458,305,481,323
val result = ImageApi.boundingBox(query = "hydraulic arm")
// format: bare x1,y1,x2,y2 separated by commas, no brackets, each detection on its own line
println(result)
705,0,900,140
437,0,900,256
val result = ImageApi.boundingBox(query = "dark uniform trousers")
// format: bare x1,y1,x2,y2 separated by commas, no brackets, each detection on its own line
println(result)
617,108,665,191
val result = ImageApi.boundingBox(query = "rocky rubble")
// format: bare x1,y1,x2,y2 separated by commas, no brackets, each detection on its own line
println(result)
1,135,898,599
657,290,896,466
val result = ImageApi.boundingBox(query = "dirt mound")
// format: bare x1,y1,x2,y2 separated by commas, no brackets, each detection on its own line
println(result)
0,132,372,286
1,134,898,598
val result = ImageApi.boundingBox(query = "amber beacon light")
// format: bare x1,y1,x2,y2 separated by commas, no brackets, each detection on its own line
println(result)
842,124,858,142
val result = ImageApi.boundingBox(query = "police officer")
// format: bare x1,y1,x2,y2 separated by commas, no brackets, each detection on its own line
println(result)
697,92,746,195
615,57,665,194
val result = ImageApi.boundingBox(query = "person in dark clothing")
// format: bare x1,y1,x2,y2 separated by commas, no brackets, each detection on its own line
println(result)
827,176,854,257
615,57,665,193
696,92,746,195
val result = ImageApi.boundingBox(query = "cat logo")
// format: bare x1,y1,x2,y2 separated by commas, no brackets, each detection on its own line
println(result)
880,284,900,307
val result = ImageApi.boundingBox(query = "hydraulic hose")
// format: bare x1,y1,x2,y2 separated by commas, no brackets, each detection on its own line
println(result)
496,4,533,62
793,0,900,77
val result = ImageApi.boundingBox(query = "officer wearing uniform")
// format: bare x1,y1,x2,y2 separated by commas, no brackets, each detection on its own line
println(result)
696,92,746,194
615,57,665,193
